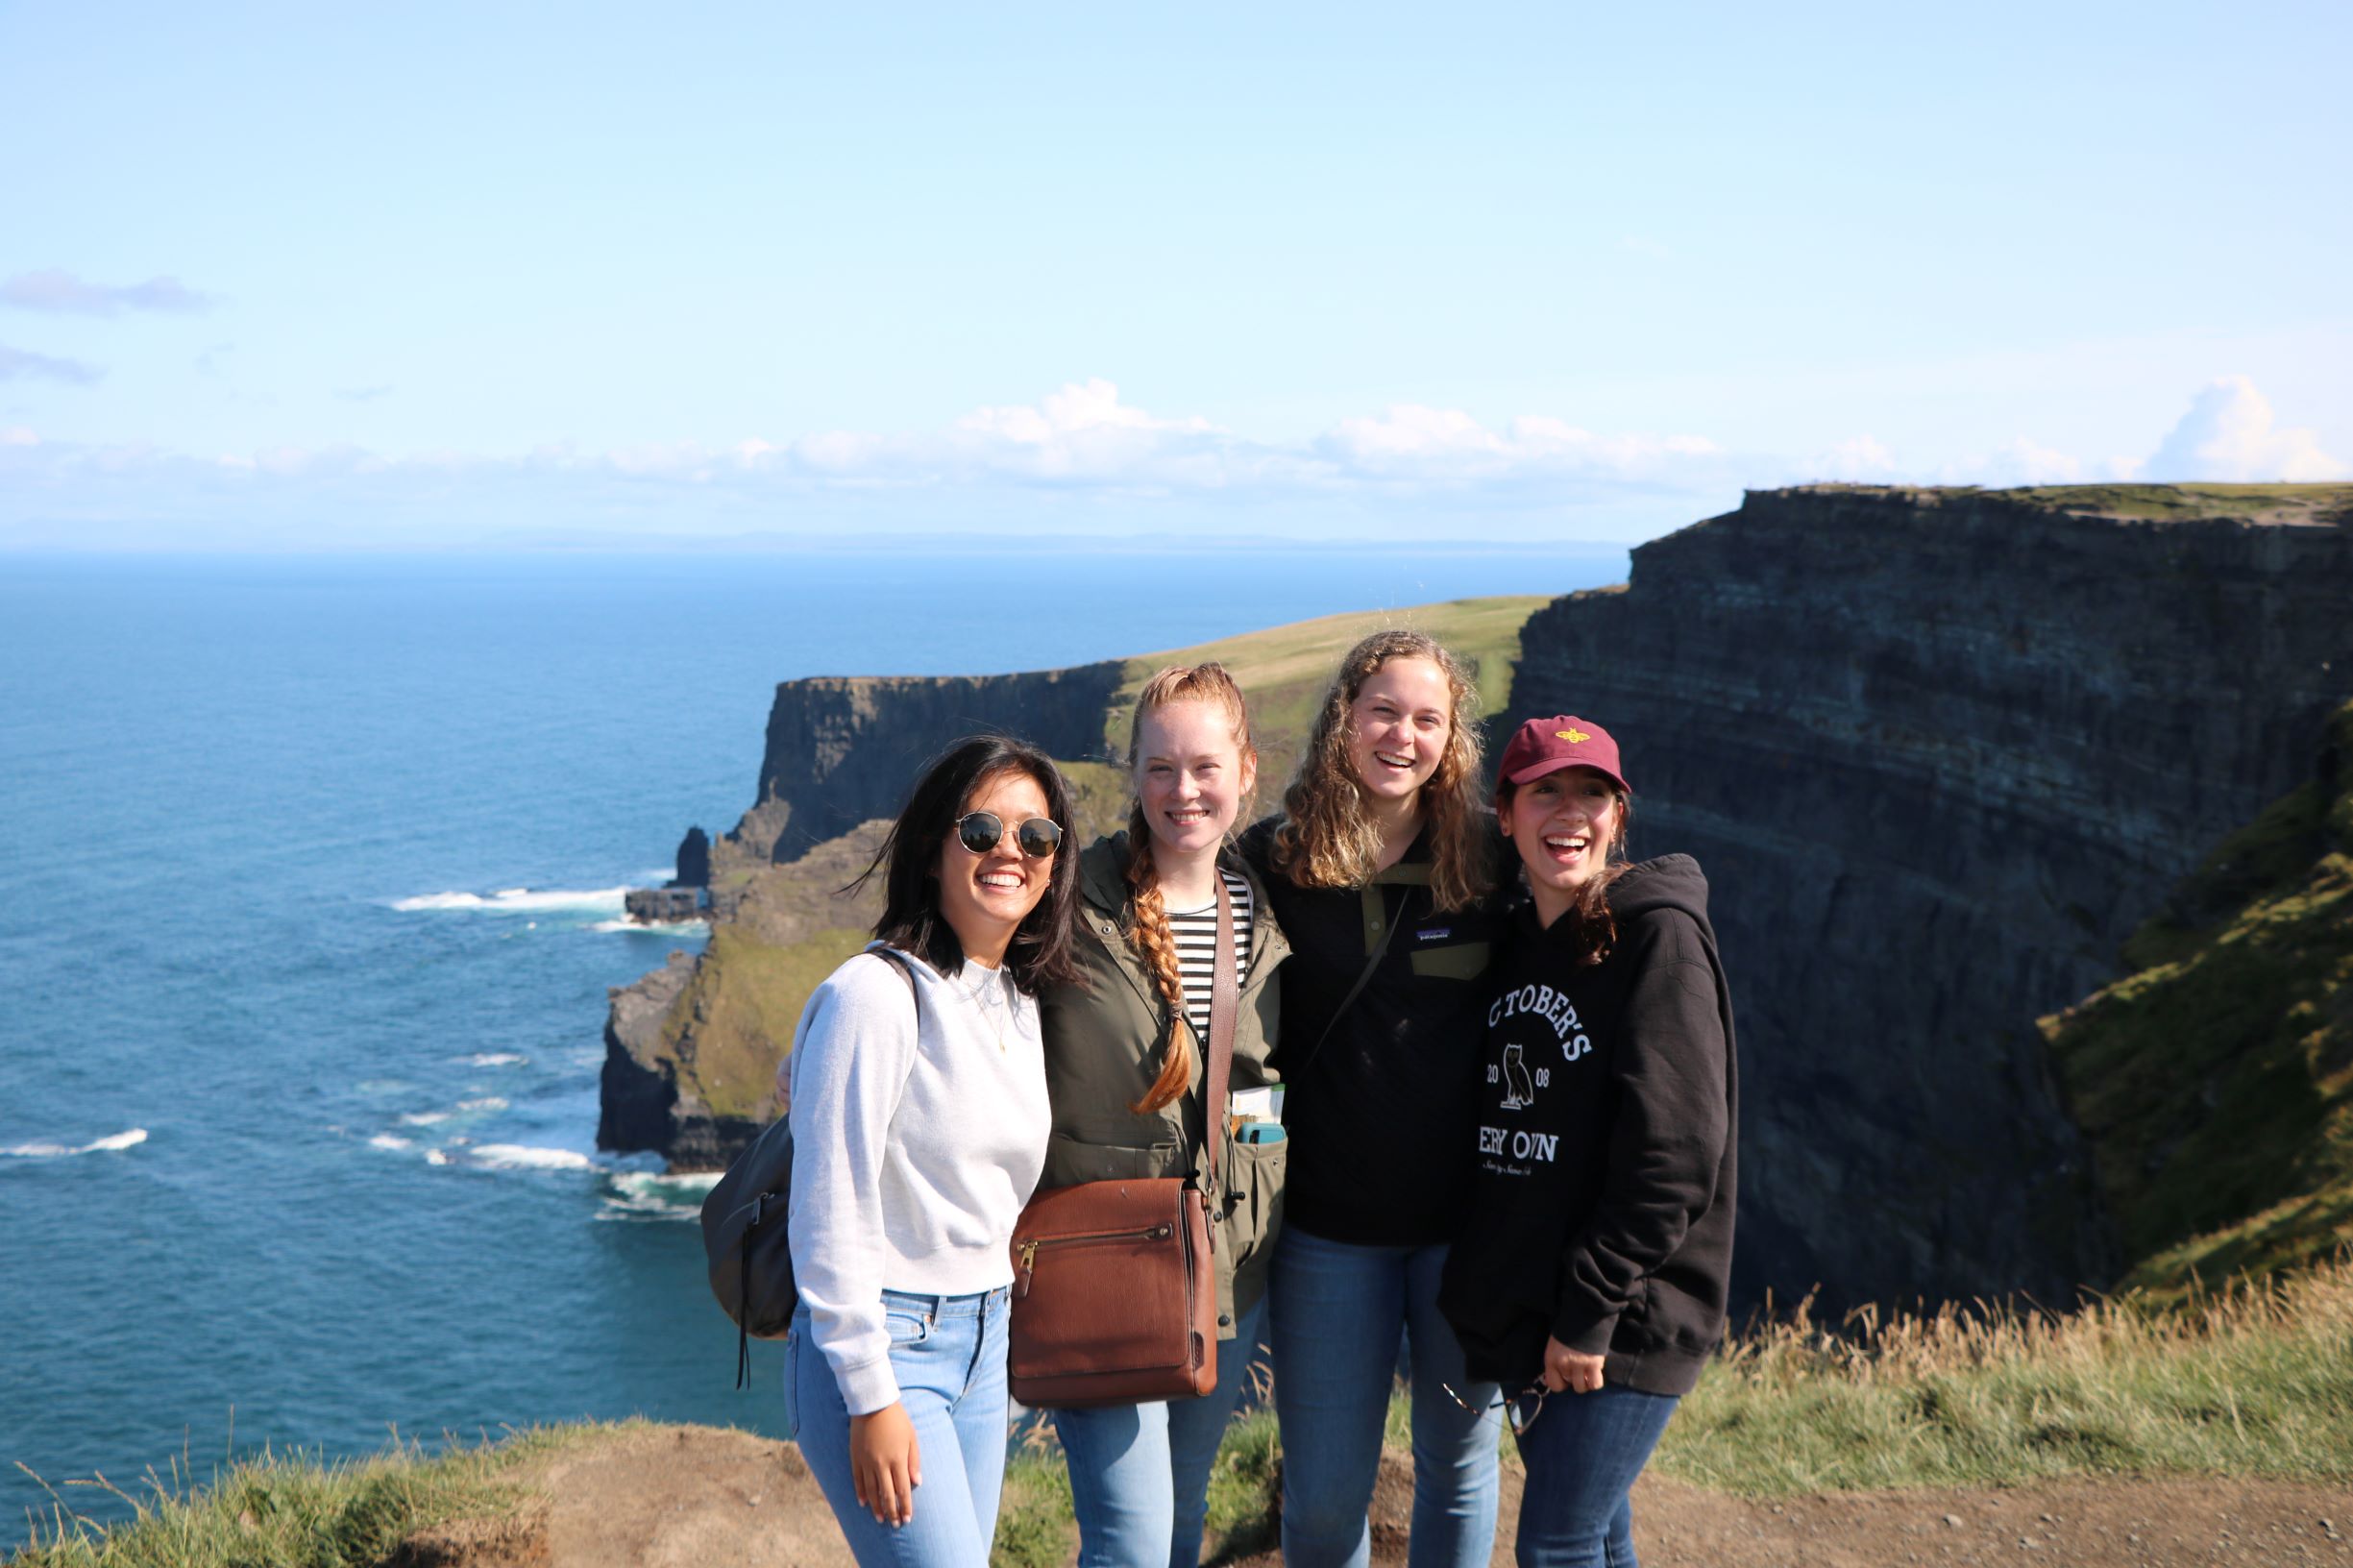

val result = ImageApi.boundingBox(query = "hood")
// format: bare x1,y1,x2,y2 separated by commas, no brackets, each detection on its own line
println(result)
1605,852,1710,927
1078,832,1137,920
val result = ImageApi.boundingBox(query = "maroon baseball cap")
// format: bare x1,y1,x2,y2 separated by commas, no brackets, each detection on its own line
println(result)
1495,715,1630,797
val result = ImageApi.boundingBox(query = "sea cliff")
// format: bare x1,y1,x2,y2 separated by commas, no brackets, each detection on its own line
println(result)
1509,482,2353,1308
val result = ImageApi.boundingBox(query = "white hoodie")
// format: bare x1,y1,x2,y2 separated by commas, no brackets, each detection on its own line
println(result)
785,944,1048,1414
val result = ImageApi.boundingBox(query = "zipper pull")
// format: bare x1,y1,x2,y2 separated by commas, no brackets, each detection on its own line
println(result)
1016,1237,1038,1298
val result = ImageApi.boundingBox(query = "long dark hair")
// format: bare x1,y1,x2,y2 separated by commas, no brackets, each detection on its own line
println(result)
853,734,1083,993
1498,774,1635,963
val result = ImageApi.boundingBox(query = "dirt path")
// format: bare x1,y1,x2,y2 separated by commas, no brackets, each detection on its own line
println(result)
396,1425,2350,1568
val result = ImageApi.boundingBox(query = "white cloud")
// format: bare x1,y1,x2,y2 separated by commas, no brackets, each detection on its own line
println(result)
1,270,215,317
0,343,102,384
1,427,36,447
1807,435,1899,480
0,380,1747,545
1322,405,1721,483
2143,375,2347,481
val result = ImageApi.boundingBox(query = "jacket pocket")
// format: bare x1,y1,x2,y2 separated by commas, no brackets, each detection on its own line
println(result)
1042,1130,1186,1185
1409,940,1491,982
1219,1136,1288,1279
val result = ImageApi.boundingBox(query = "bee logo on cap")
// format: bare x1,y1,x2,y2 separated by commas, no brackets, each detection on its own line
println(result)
1556,727,1590,744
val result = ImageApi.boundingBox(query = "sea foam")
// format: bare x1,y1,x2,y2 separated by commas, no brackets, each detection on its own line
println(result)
598,1170,721,1221
472,1144,598,1172
2,1128,149,1159
392,886,629,915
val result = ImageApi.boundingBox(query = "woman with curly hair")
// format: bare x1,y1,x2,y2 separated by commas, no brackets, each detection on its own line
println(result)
1036,663,1291,1568
1238,628,1507,1568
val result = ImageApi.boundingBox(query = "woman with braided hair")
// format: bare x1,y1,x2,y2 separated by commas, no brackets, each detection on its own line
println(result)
1036,663,1291,1568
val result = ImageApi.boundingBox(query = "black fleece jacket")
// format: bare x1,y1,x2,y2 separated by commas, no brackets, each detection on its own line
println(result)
1437,854,1737,1397
1238,817,1508,1246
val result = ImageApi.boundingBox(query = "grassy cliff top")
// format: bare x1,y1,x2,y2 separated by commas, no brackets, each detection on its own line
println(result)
1101,593,1550,765
1783,480,2353,526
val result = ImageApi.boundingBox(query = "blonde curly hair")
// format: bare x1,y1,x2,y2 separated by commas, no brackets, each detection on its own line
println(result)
1121,663,1258,1115
1269,628,1491,914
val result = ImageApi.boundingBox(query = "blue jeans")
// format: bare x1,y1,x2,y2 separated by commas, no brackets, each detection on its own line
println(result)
1510,1384,1679,1568
1268,1228,1501,1568
1054,1295,1268,1568
787,1287,1012,1568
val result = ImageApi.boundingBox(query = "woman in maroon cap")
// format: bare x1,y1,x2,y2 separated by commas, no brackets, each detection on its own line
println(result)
1437,716,1738,1568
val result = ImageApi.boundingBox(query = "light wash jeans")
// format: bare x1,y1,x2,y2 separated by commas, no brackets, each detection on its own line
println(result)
1268,1227,1502,1568
787,1287,1012,1568
1509,1384,1679,1568
1053,1294,1269,1568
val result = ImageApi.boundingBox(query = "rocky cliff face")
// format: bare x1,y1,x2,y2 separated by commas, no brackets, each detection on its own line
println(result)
723,664,1125,868
1511,485,2353,1309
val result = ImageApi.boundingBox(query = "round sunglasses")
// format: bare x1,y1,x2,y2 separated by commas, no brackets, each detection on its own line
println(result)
954,810,1065,860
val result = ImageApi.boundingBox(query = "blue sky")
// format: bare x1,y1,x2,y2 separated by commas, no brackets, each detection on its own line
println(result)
3,1,2347,548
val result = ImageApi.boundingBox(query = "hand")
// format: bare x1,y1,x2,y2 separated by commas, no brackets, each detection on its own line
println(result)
1542,1335,1606,1395
848,1403,920,1526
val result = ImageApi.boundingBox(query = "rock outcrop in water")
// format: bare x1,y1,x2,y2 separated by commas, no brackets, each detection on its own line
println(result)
1509,483,2353,1308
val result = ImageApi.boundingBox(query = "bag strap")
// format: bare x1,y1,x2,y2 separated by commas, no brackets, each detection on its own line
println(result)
870,943,922,1018
1204,873,1238,1191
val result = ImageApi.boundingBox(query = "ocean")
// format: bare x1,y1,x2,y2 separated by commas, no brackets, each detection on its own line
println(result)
0,544,1626,1534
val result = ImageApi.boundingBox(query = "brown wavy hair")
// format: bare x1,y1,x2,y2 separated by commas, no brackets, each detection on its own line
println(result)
1122,663,1257,1115
1498,772,1635,963
1269,628,1492,913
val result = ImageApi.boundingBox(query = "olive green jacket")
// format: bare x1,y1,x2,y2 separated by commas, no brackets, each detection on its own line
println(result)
1036,834,1290,1340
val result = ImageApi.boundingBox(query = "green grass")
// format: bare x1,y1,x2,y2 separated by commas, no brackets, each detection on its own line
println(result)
1989,482,2353,523
2043,701,2353,1291
658,921,872,1126
1656,1253,2353,1495
1199,1407,1284,1561
7,1424,608,1568
1104,595,1550,785
990,1440,1077,1568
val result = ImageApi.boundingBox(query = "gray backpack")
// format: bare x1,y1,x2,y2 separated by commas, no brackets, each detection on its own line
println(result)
699,945,919,1387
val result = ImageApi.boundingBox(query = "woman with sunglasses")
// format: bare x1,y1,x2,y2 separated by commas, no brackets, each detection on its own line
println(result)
1034,663,1290,1568
783,734,1082,1567
1437,717,1736,1568
1238,628,1508,1568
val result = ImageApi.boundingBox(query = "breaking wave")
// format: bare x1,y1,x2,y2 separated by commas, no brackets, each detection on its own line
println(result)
598,1169,722,1222
470,1143,598,1172
391,887,629,915
2,1128,148,1159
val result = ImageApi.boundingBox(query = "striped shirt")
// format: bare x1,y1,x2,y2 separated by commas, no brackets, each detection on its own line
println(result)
1165,870,1255,1041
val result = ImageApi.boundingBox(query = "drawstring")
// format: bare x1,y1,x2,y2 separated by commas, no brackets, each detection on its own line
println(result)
735,1195,761,1390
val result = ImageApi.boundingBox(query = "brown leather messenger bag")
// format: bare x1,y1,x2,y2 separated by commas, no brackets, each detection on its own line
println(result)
1006,876,1238,1408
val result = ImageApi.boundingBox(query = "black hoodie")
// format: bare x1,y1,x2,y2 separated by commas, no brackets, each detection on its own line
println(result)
1436,854,1737,1397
